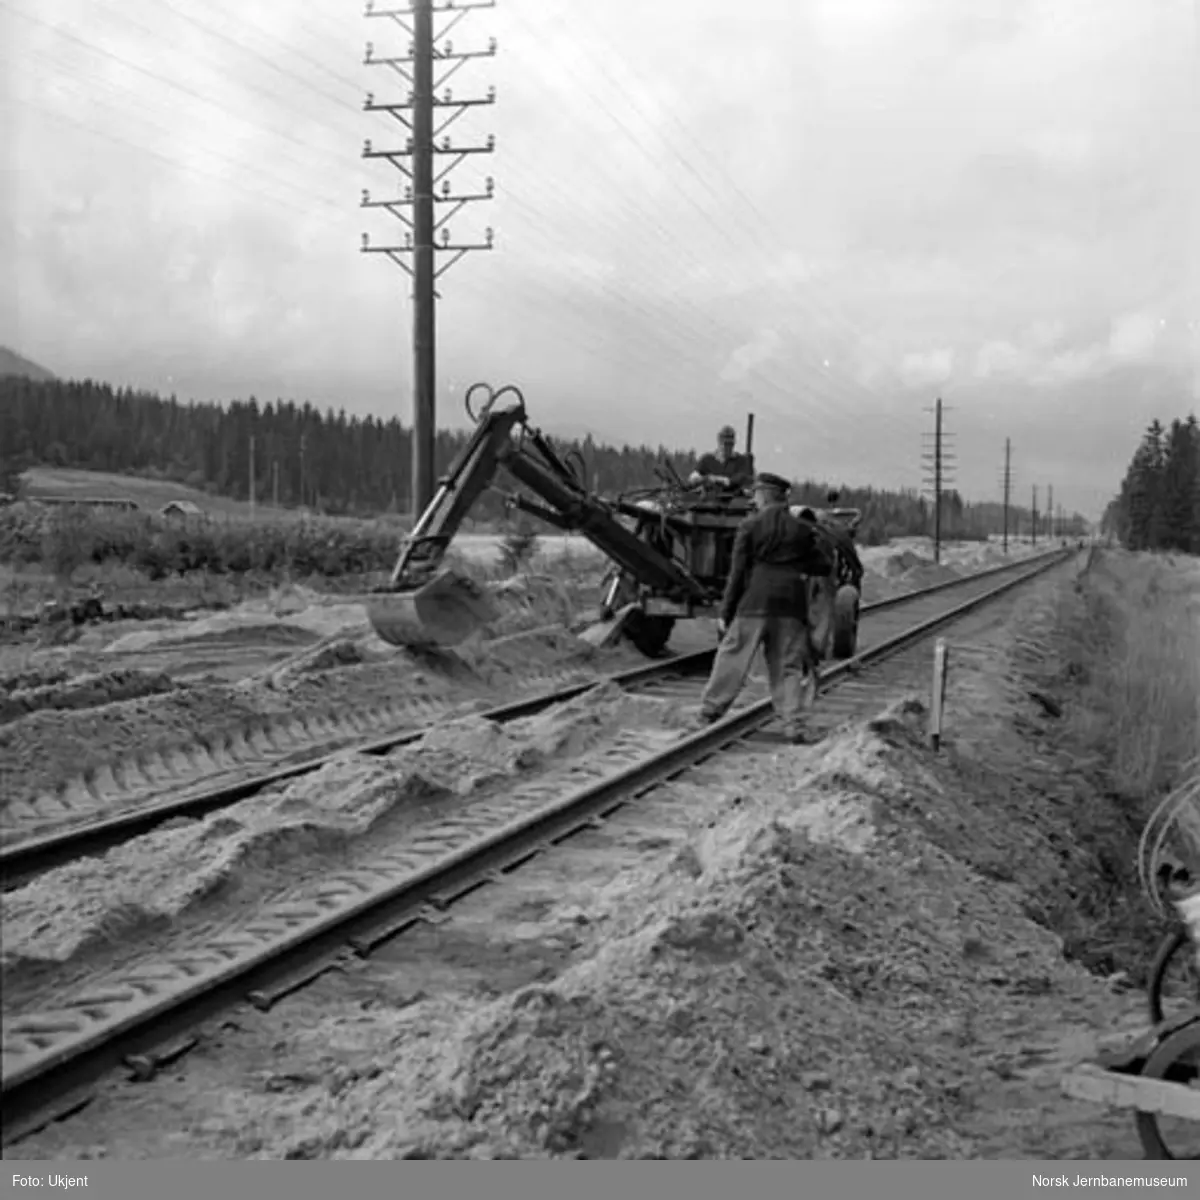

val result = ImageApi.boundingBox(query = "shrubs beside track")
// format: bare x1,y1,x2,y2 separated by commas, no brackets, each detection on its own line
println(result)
1,503,409,581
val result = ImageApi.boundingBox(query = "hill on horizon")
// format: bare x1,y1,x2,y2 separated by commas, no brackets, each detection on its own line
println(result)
0,346,56,383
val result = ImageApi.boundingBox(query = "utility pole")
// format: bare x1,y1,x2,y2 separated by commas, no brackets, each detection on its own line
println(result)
362,0,497,517
249,434,256,518
1047,484,1054,540
300,433,307,511
272,460,280,509
921,397,956,564
1000,438,1012,553
1032,484,1039,547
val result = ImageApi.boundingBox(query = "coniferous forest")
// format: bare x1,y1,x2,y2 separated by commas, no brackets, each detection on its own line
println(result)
1103,416,1200,554
1,374,1086,546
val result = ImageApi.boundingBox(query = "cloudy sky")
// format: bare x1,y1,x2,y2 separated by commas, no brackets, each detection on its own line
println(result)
2,0,1197,518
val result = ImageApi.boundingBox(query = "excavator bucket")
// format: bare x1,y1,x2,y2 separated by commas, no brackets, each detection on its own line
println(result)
366,568,500,650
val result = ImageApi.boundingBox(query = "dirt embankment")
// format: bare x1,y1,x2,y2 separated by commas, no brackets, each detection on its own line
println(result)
1,682,692,1004
0,581,641,817
12,548,1195,1161
858,540,1045,603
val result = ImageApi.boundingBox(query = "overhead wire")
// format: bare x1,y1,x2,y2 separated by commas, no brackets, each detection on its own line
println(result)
261,1,894,429
105,0,895,436
482,8,911,440
4,58,796,414
338,23,887,438
516,1,923,446
8,0,920,455
2,87,344,224
7,2,811,401
530,2,899,379
1,4,359,182
3,47,352,220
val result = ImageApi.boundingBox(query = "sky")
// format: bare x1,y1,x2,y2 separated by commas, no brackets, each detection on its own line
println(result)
2,0,1197,520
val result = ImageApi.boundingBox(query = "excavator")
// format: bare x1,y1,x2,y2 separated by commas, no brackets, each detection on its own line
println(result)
366,382,864,660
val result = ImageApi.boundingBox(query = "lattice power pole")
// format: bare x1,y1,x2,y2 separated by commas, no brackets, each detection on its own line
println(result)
361,0,497,516
921,397,956,564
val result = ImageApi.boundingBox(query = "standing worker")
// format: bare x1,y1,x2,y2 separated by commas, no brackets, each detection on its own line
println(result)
694,472,833,743
817,491,865,589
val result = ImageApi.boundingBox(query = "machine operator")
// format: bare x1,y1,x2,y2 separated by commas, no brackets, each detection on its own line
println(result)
689,424,756,493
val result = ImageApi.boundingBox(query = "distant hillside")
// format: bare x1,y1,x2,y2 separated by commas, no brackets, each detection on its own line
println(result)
0,347,55,383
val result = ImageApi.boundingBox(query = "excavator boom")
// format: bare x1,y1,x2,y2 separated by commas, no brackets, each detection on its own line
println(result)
366,384,711,650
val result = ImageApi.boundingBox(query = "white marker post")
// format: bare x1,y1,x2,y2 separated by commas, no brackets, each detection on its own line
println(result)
929,637,949,751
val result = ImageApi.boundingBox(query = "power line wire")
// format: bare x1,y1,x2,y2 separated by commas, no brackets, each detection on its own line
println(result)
8,3,921,457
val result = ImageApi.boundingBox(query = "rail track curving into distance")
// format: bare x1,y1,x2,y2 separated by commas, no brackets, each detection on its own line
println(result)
1,551,1062,889
0,547,1075,1142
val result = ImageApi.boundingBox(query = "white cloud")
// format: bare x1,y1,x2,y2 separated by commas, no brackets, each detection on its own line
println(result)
1108,311,1160,361
719,328,783,385
1032,311,1164,384
974,340,1030,379
1024,128,1095,168
1026,319,1066,350
973,311,1168,386
899,348,954,389
1034,345,1108,385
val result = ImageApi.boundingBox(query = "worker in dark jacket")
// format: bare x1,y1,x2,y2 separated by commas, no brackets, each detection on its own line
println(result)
695,472,833,742
818,490,865,588
689,424,756,492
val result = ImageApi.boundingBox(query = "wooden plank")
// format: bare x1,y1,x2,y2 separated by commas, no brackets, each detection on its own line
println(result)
1177,890,1200,955
1062,1063,1200,1121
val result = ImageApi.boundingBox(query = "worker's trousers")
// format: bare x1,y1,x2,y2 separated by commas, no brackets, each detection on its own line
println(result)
698,613,817,738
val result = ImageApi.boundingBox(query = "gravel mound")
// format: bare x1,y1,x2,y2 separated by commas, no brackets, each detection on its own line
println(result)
0,668,178,725
0,682,302,814
0,683,691,990
202,700,1090,1160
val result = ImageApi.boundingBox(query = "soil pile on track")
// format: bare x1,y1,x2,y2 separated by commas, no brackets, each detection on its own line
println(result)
0,613,637,814
168,698,1121,1160
12,550,1181,1161
95,573,587,660
859,542,1045,604
0,681,300,814
0,682,690,995
0,668,177,724
861,551,967,600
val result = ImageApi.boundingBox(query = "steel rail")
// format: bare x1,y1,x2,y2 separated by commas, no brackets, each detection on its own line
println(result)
0,549,1065,885
0,548,1074,1133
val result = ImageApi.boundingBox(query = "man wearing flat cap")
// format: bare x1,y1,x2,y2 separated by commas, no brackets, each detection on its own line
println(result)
696,471,833,742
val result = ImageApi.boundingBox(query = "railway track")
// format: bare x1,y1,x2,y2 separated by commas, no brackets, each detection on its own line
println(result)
0,548,1074,1140
1,550,1061,889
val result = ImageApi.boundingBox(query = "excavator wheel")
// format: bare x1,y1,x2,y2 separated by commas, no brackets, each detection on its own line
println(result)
599,568,675,658
623,611,676,658
1134,1016,1200,1159
831,585,861,660
366,568,499,650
